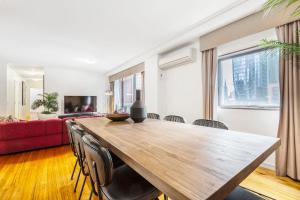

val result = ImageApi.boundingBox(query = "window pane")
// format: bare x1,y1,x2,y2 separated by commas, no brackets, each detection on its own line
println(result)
123,75,134,113
135,73,142,90
113,72,144,113
218,48,280,108
114,79,122,111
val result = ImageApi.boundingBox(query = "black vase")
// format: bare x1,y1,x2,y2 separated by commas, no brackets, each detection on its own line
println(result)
130,90,146,123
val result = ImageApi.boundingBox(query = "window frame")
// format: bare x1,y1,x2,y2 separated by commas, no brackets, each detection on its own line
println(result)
217,47,280,110
113,72,144,112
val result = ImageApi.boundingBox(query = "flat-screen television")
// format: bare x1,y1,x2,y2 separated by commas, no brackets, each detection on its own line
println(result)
64,96,97,113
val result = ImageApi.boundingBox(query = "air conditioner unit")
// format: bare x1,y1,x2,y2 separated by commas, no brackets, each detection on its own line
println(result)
158,47,196,70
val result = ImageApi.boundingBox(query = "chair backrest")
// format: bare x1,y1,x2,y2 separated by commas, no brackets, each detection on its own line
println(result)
192,119,228,130
82,134,113,187
163,115,186,123
147,113,160,119
71,126,88,172
65,120,77,153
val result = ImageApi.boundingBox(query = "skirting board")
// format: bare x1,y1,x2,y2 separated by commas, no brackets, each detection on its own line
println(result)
260,161,275,170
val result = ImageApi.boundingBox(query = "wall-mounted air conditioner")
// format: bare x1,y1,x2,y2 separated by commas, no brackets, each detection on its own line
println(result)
158,47,196,70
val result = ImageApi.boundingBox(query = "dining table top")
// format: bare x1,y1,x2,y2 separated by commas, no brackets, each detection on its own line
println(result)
75,117,280,200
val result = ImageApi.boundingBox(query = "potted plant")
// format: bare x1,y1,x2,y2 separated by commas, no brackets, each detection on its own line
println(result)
31,92,59,120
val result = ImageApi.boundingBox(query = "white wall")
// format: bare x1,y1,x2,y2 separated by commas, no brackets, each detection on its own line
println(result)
0,61,7,116
216,29,280,168
159,41,203,123
44,67,106,114
144,55,160,113
6,66,23,117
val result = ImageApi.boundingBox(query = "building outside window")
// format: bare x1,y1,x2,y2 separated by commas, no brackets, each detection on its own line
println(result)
218,48,280,109
114,72,143,113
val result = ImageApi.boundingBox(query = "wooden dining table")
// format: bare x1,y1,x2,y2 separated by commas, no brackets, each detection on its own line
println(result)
75,117,280,200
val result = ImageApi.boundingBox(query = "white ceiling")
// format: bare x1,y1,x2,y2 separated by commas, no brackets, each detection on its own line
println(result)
0,0,246,72
8,64,44,79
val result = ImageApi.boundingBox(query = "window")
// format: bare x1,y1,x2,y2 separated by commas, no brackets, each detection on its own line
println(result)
218,48,280,109
114,72,143,113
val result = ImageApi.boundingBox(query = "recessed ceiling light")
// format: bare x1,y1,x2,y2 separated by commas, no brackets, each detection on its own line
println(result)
76,57,97,64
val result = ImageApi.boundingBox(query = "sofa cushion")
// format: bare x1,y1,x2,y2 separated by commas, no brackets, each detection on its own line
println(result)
27,120,46,137
0,134,62,155
45,119,62,135
0,121,29,141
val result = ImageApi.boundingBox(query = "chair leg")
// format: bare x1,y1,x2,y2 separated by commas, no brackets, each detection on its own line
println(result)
164,194,168,200
78,176,87,200
71,158,78,180
89,189,93,200
74,168,81,192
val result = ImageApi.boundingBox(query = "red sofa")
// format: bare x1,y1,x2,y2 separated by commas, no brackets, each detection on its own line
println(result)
0,116,98,155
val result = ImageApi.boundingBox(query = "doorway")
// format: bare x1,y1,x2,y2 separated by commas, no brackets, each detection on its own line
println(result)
7,65,44,120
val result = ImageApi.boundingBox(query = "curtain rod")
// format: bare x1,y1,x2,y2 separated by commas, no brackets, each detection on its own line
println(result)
218,45,260,58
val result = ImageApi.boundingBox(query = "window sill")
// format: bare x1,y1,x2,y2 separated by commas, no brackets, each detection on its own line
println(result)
218,106,280,110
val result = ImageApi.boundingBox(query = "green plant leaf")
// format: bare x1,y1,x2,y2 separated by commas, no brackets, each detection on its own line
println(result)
41,111,52,114
263,0,300,15
31,92,59,113
292,4,300,16
263,0,286,12
261,39,300,55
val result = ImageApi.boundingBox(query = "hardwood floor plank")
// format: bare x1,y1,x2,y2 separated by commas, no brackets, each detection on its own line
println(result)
241,167,300,200
0,146,299,200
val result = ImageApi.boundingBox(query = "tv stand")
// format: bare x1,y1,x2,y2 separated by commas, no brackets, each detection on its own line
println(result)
58,112,103,119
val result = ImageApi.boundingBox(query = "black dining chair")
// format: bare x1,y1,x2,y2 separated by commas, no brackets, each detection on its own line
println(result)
71,125,90,200
82,134,162,200
65,120,78,180
164,115,186,123
193,119,229,130
147,113,160,120
71,125,125,199
225,186,264,200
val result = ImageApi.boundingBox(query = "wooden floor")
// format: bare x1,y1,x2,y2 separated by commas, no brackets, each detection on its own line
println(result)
0,146,299,200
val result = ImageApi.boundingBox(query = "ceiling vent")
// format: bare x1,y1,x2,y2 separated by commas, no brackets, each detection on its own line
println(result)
158,47,196,70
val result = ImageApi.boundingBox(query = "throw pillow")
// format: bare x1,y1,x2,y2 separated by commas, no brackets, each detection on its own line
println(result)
0,115,19,123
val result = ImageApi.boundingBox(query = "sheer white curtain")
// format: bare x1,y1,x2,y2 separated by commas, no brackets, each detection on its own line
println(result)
114,79,122,112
